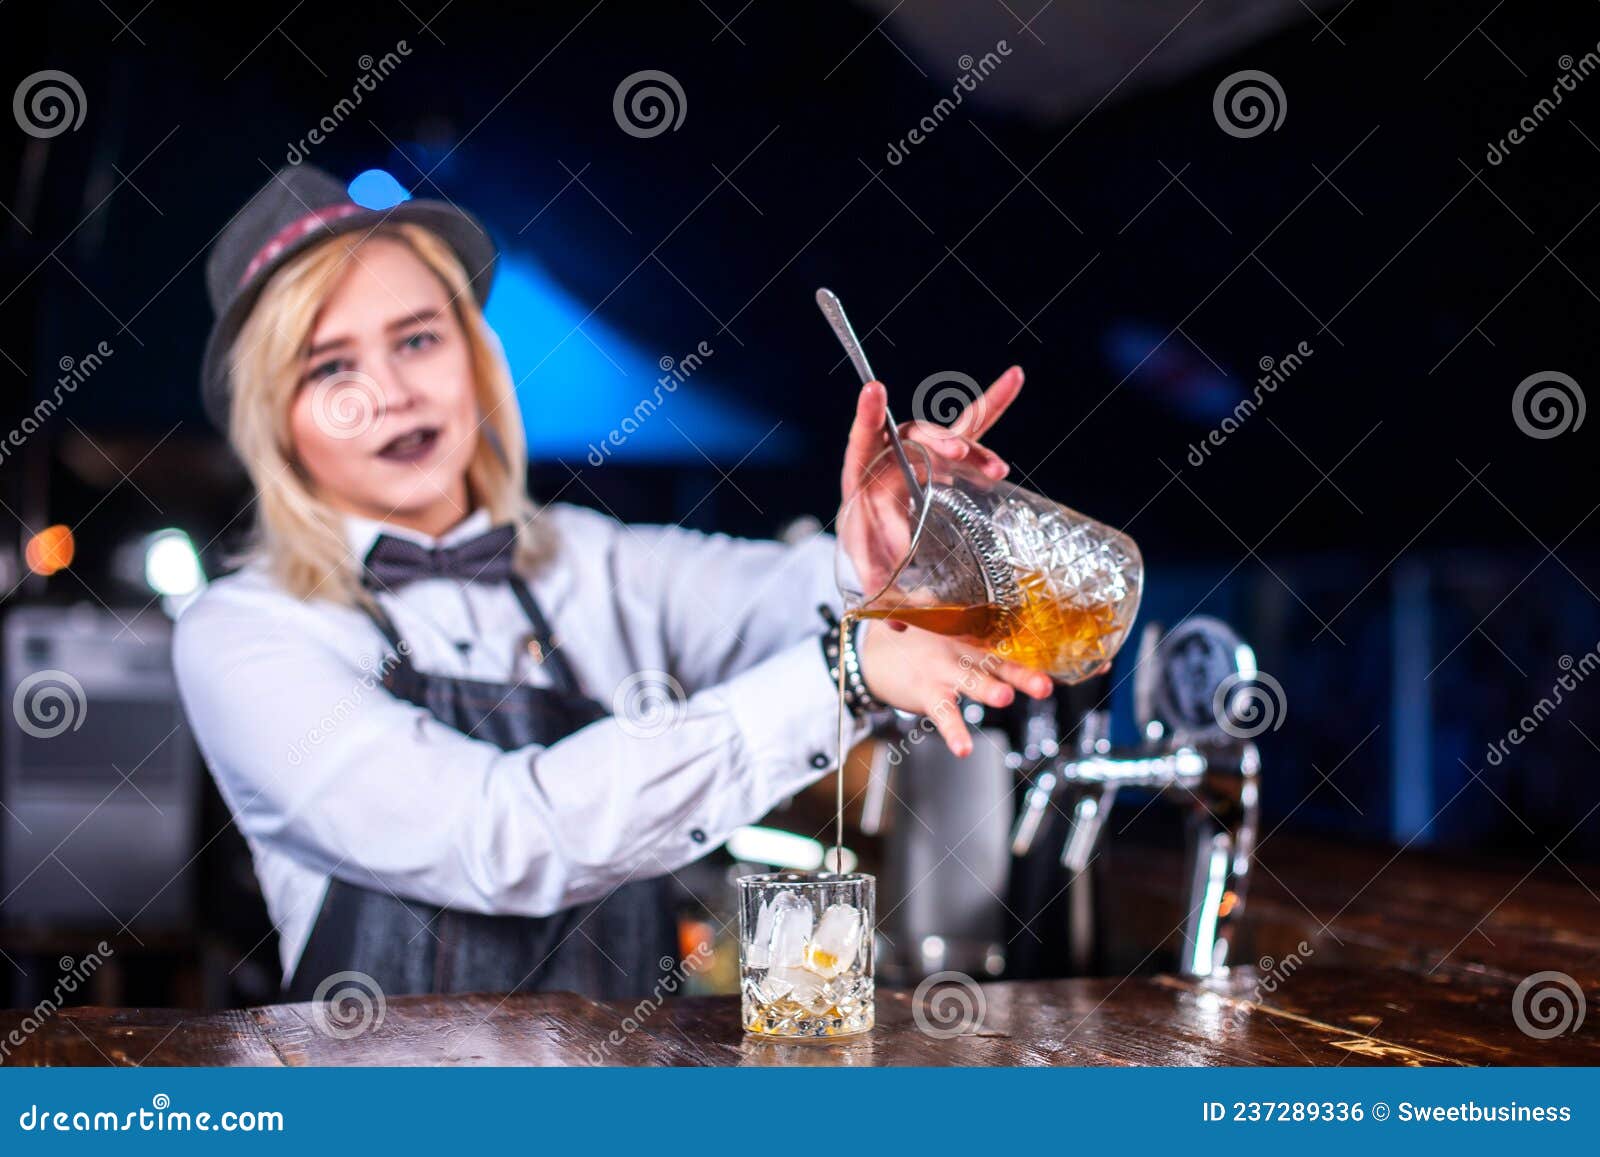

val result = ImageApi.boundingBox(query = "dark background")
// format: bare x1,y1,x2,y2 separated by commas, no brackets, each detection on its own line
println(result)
2,0,1597,1004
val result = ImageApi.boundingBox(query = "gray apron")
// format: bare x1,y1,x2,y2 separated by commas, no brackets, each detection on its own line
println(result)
283,581,678,1000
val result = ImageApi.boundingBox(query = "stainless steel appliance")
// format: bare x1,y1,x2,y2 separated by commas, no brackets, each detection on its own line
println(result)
3,604,199,930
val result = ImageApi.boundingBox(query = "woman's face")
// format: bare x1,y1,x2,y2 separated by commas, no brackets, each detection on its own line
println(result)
288,237,480,537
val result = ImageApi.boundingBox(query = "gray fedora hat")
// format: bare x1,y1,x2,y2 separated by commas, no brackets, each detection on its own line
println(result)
200,164,498,431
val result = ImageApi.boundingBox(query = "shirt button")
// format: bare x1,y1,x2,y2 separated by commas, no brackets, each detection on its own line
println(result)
810,752,828,769
689,828,707,844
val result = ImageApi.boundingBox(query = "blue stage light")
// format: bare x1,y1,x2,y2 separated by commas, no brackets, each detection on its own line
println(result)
347,169,412,210
1105,320,1240,424
484,254,790,464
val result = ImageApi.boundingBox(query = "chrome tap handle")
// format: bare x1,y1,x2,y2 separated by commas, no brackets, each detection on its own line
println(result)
1177,741,1260,977
1010,767,1059,856
1060,785,1116,975
1060,784,1117,874
1057,707,1115,872
1008,694,1062,855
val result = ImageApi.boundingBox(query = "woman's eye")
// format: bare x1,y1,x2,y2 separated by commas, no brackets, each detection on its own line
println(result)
304,358,350,383
400,330,439,353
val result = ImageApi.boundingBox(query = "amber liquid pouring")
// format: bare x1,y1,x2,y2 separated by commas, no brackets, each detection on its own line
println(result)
833,613,853,873
855,570,1123,675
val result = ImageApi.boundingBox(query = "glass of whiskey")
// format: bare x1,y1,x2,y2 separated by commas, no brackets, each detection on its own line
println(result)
738,871,874,1038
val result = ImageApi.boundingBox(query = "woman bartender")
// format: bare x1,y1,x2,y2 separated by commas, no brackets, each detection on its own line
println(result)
174,165,1052,1002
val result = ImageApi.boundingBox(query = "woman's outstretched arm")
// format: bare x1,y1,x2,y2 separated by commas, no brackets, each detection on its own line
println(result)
172,576,865,920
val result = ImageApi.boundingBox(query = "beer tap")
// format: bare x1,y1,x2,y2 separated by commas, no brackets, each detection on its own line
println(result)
1006,692,1064,854
1008,616,1263,977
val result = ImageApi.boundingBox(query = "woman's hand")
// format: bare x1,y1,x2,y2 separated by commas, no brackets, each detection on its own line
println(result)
856,617,1054,757
839,365,1024,505
837,366,1025,627
836,364,1047,757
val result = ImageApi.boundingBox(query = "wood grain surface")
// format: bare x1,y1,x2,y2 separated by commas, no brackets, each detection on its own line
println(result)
2,837,1593,1066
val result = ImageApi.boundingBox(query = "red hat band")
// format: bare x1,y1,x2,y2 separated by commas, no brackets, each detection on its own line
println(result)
238,202,366,288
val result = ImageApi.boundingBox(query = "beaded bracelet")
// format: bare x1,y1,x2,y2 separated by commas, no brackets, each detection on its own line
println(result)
817,604,886,719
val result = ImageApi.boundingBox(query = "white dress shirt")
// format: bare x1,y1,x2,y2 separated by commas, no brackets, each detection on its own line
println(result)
171,502,867,982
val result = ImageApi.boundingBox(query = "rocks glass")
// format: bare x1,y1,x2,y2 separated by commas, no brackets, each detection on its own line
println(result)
738,871,875,1037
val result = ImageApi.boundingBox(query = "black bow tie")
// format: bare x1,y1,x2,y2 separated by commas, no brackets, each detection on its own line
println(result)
362,524,518,589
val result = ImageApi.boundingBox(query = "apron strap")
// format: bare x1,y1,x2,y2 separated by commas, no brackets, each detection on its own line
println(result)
507,580,585,698
361,598,411,668
356,581,585,699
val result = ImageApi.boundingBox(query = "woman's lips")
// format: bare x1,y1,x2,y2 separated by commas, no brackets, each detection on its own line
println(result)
375,425,442,463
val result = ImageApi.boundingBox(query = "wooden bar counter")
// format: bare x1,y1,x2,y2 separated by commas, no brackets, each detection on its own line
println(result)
4,837,1597,1067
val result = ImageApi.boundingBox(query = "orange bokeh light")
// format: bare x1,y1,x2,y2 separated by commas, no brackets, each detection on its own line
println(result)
24,525,74,576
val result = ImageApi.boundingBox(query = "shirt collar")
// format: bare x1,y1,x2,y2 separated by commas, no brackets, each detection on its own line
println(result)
342,508,495,565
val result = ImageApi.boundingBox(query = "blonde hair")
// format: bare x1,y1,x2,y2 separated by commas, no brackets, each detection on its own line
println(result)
226,222,548,605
